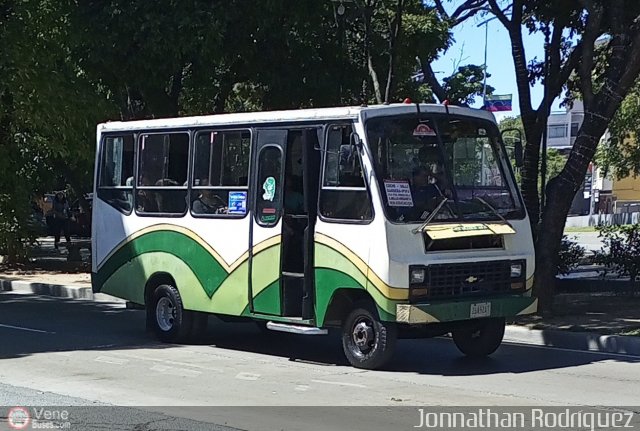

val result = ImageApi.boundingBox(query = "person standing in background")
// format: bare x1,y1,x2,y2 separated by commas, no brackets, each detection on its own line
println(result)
51,192,71,249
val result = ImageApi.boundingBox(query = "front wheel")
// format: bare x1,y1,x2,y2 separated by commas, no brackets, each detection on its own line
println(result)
341,304,397,370
150,284,193,343
451,317,505,358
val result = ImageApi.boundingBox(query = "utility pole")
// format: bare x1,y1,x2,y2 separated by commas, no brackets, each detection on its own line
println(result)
477,16,497,105
481,20,489,104
540,30,550,214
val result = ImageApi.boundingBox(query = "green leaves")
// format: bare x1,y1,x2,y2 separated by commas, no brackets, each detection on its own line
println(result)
597,78,640,180
442,65,493,106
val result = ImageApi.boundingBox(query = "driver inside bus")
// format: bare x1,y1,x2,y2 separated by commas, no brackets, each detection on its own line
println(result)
411,167,440,203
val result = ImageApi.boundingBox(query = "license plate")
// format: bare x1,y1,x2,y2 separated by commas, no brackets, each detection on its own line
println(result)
470,302,491,318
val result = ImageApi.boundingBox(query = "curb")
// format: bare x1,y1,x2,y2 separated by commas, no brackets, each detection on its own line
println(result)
2,276,639,356
504,325,640,356
0,277,122,303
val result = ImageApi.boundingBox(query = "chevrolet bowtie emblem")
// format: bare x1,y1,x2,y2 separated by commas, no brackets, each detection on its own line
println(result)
465,276,478,283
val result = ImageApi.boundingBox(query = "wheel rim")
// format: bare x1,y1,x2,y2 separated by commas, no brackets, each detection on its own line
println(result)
352,316,375,354
156,297,176,332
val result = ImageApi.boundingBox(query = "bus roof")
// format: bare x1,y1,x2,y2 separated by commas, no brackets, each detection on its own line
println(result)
97,103,497,132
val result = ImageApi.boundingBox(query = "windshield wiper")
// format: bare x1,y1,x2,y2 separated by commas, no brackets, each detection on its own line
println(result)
411,196,450,234
468,196,513,227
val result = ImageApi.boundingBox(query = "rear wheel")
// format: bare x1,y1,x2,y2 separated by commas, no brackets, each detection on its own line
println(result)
150,284,193,343
452,318,505,357
341,303,397,370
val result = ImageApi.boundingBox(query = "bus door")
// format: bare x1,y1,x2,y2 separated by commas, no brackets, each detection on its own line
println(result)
249,128,321,319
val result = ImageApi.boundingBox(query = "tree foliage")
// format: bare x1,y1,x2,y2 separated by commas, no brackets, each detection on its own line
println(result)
595,224,640,292
442,65,494,106
596,79,640,180
477,0,640,313
0,0,493,261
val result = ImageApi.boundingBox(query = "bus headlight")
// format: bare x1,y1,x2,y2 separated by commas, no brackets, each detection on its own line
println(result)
410,268,425,284
510,262,523,278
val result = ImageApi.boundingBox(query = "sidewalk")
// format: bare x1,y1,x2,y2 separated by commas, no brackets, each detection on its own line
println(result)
1,238,639,356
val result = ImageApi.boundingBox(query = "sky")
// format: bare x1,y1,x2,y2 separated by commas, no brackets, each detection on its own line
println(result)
431,5,563,122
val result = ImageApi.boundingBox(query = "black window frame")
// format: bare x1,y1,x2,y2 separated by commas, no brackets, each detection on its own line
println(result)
97,132,136,216
318,122,374,225
190,128,252,219
134,130,191,218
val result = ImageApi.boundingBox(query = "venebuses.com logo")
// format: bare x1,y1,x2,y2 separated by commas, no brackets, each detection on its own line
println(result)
7,407,30,430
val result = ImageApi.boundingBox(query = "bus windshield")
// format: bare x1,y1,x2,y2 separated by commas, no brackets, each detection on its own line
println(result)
366,114,523,223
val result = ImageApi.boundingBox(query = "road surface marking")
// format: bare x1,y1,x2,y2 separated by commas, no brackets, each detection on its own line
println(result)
0,323,55,334
109,352,224,372
150,364,202,377
235,372,260,381
295,385,309,392
94,356,129,365
311,379,367,388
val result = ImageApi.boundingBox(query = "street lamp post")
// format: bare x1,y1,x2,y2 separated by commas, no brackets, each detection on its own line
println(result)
477,16,497,106
477,13,511,105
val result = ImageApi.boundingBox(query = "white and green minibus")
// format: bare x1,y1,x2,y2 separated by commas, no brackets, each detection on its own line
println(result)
92,103,536,369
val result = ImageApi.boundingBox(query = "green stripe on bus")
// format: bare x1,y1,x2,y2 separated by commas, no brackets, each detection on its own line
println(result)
95,230,227,297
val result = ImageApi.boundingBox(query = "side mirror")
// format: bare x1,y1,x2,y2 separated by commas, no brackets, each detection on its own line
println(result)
501,128,524,168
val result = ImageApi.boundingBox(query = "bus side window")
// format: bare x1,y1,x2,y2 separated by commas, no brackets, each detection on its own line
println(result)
319,125,372,221
98,134,135,214
191,130,251,217
136,133,189,215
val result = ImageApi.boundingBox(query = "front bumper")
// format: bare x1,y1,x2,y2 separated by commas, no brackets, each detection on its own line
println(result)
396,295,537,324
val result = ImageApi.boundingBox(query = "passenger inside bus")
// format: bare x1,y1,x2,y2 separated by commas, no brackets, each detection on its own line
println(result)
192,179,228,215
136,173,158,212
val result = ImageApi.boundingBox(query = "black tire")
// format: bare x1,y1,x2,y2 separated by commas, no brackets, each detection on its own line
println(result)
452,317,505,358
341,303,397,370
149,284,193,343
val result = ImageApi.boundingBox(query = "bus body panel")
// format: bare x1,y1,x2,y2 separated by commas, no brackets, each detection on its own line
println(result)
92,104,537,331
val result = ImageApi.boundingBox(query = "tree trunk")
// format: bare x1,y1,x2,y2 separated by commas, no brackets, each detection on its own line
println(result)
520,116,543,227
367,54,383,104
534,176,577,313
383,0,403,104
535,103,617,313
213,77,233,114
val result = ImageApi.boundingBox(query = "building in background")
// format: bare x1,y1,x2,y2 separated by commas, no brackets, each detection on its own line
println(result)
545,100,640,217
547,100,585,152
544,101,592,214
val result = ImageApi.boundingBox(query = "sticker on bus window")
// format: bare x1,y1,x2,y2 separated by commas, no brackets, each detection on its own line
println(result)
412,123,436,137
262,177,276,201
384,180,414,207
228,191,247,215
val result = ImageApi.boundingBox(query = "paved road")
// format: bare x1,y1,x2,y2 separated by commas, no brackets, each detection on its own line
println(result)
1,292,639,430
564,231,604,252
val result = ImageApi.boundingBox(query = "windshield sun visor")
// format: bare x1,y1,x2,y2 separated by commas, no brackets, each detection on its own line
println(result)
422,222,516,240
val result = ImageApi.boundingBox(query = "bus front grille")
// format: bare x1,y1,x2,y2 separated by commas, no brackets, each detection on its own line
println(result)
410,260,521,301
